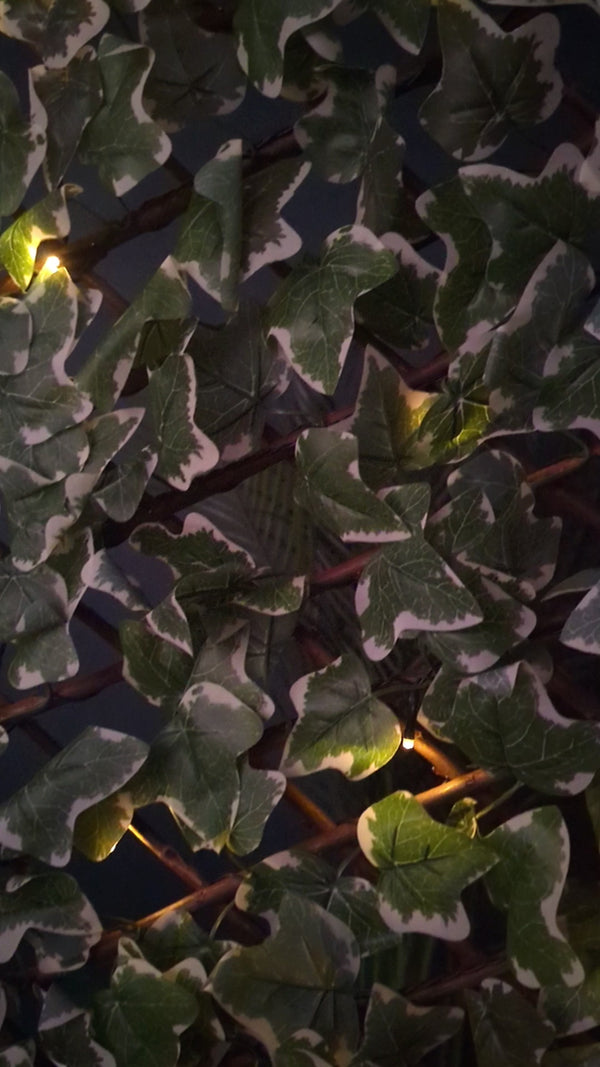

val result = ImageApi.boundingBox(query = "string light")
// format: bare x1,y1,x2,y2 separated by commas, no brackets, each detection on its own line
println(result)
401,733,415,751
43,255,61,274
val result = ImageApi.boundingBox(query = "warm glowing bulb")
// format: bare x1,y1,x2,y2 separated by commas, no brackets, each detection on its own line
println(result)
44,255,61,274
402,736,415,751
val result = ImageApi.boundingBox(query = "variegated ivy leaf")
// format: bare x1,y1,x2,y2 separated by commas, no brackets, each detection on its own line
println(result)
0,556,78,686
542,970,600,1037
283,653,401,779
0,0,108,67
465,980,555,1067
355,119,427,239
120,618,193,705
235,849,340,930
78,257,190,413
356,532,483,661
420,0,561,162
78,34,171,196
295,429,411,543
268,225,397,394
295,64,393,183
146,591,193,656
0,186,75,291
130,684,263,851
357,791,496,939
487,242,594,436
0,726,148,866
233,0,343,98
92,946,197,1067
140,910,234,975
147,350,219,490
459,144,600,301
561,579,600,655
189,621,274,721
412,382,489,466
274,1031,335,1067
93,445,157,522
348,348,435,490
242,157,310,279
139,0,245,129
163,958,228,1067
210,895,360,1059
230,573,305,616
0,1043,34,1067
416,176,506,352
0,867,101,974
190,304,287,461
130,511,253,580
72,791,135,862
354,983,463,1065
364,0,431,54
226,762,286,855
0,296,31,376
355,234,438,352
0,69,46,216
40,1005,115,1067
31,48,102,188
280,18,342,101
485,808,583,989
175,139,242,311
420,660,600,796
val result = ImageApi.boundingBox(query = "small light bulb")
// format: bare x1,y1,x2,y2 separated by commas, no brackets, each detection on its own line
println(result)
43,255,61,274
402,735,415,751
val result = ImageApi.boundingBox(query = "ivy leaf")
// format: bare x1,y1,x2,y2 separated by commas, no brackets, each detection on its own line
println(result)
120,618,193,705
0,1045,34,1067
421,660,600,795
356,533,483,661
175,139,241,311
543,1046,600,1066
485,807,583,989
31,48,102,188
355,120,427,239
78,257,191,413
274,1031,336,1067
0,296,31,376
357,792,496,939
40,993,115,1067
542,970,600,1037
0,726,148,866
355,235,438,352
465,979,555,1067
364,0,431,54
226,762,286,855
92,947,197,1067
283,653,401,779
420,0,561,162
210,895,360,1059
561,579,600,655
140,910,234,975
354,982,463,1065
242,158,310,279
0,0,109,67
72,791,135,862
296,429,411,543
268,225,397,394
234,0,343,98
348,348,436,490
0,69,46,216
190,304,287,461
236,850,338,928
295,64,393,183
189,620,274,722
147,350,219,489
93,445,157,522
139,0,246,129
0,868,101,974
0,187,74,291
78,34,171,196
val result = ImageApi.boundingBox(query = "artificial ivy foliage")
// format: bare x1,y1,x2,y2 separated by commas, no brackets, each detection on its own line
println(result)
1,1,600,1065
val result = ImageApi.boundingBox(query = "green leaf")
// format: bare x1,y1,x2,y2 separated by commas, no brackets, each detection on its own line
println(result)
78,257,191,413
139,0,246,128
0,868,101,974
542,969,600,1036
295,64,393,183
130,511,253,579
485,807,583,989
40,996,114,1067
364,0,431,54
93,445,157,522
296,429,411,543
0,0,109,67
210,895,360,1058
356,533,483,661
283,653,401,779
559,578,600,654
268,225,397,394
174,139,241,310
0,726,148,866
357,791,496,938
78,33,171,195
0,1044,34,1067
274,1032,336,1067
242,158,310,278
543,1046,600,1067
147,350,219,489
189,620,274,722
465,979,555,1067
0,556,78,686
420,0,561,161
234,0,343,98
354,982,463,1065
92,947,197,1067
0,187,74,290
120,618,193,705
31,48,102,188
190,303,287,461
355,235,438,352
140,910,234,974
0,296,31,375
226,762,286,855
421,660,600,795
0,69,46,216
355,120,427,239
73,791,135,862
